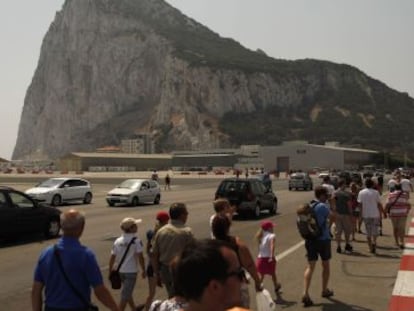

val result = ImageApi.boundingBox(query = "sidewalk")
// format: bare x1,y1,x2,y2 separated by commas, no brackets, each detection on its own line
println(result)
388,217,414,311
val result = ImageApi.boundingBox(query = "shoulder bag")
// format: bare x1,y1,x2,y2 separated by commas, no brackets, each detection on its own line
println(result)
109,237,136,289
53,245,99,311
386,191,404,214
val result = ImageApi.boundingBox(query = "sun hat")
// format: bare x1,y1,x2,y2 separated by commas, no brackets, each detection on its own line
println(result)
261,220,275,231
156,211,170,223
120,217,142,230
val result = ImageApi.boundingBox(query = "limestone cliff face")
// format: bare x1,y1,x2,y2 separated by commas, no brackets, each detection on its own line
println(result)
12,0,414,160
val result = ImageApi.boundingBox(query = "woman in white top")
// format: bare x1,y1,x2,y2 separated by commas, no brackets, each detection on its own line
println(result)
255,220,281,297
109,217,146,311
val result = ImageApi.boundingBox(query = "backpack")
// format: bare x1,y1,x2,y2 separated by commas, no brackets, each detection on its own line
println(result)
296,202,322,240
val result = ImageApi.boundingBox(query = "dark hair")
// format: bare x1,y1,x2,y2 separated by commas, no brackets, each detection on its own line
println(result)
175,239,233,301
337,179,346,188
169,202,188,220
314,186,328,199
365,178,374,188
213,198,230,213
212,215,231,241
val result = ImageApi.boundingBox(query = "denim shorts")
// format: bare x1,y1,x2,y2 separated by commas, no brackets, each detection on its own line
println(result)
305,239,332,261
120,272,137,301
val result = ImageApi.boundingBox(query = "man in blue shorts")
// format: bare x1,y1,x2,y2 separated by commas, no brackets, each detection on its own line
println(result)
302,186,334,307
32,209,119,311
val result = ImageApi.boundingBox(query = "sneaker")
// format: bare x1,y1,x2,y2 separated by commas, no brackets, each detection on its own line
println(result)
336,246,342,254
275,283,282,293
302,295,314,307
345,244,353,252
322,289,334,298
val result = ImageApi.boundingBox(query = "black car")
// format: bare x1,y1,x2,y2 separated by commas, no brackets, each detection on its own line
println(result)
0,186,61,239
215,178,277,218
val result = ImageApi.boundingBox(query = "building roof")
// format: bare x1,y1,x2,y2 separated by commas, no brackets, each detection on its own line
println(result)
66,152,172,159
307,144,378,153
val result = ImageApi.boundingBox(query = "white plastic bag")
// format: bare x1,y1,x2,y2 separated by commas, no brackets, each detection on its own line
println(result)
256,288,276,311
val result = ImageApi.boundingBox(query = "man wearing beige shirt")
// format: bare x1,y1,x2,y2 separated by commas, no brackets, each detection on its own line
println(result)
152,202,194,298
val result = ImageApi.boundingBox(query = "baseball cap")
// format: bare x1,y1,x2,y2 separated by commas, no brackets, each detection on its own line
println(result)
261,220,275,230
120,217,142,230
156,211,170,223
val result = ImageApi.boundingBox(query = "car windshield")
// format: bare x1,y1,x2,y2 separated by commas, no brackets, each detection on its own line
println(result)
37,179,62,188
117,180,140,189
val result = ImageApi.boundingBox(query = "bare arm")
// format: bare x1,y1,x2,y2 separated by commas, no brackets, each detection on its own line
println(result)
94,284,119,311
31,281,43,311
270,236,275,258
237,240,262,291
135,252,146,278
108,254,116,276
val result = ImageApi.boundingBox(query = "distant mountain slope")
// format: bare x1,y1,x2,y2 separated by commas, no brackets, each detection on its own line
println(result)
13,0,414,160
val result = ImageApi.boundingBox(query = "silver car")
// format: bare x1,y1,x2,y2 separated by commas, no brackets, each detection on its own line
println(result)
25,177,93,206
288,173,313,191
106,179,161,207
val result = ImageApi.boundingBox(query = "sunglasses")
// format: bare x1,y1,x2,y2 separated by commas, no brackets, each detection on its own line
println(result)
225,267,246,282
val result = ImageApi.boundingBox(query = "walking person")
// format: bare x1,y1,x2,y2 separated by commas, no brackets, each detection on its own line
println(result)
109,217,146,311
32,209,119,311
333,179,353,253
212,215,263,308
385,183,412,249
349,182,362,239
164,174,171,190
302,186,333,307
152,203,194,298
144,211,170,311
209,198,234,238
321,175,336,237
357,178,386,254
255,220,281,298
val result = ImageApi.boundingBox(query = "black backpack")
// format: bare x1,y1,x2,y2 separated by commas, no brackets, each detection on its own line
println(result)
296,202,322,240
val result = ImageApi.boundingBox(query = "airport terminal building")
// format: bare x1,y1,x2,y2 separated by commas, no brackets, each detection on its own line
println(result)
57,142,378,173
259,142,378,172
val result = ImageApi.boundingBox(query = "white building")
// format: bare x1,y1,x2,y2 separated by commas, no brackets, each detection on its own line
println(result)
259,142,378,172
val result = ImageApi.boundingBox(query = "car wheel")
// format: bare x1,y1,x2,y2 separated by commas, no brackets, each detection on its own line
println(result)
154,195,161,205
51,194,61,206
132,197,139,206
45,217,60,238
269,200,277,215
288,187,292,191
108,201,115,207
83,192,92,204
253,203,261,219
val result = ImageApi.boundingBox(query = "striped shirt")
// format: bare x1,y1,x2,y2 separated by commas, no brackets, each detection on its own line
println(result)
386,190,410,217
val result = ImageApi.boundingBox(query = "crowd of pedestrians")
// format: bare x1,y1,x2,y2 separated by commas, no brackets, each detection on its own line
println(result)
30,170,412,311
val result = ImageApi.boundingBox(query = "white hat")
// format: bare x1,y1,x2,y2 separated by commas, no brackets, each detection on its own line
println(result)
120,217,142,230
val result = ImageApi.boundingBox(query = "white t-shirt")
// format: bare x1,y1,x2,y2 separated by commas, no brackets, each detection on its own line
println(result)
257,231,275,258
111,233,143,273
357,188,381,218
388,178,398,190
400,178,412,192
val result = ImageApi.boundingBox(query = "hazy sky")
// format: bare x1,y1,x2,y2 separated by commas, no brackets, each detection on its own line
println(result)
1,0,413,160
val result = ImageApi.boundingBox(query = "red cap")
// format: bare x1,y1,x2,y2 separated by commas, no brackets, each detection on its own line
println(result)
261,220,275,230
156,211,170,223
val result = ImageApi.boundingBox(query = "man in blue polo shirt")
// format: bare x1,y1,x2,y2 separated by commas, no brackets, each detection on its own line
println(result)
31,209,119,311
301,186,333,307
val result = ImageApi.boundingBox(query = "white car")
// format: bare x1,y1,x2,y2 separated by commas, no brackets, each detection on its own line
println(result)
25,177,93,206
106,179,161,207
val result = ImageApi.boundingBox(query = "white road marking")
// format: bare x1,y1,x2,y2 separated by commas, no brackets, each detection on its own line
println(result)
276,240,305,261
